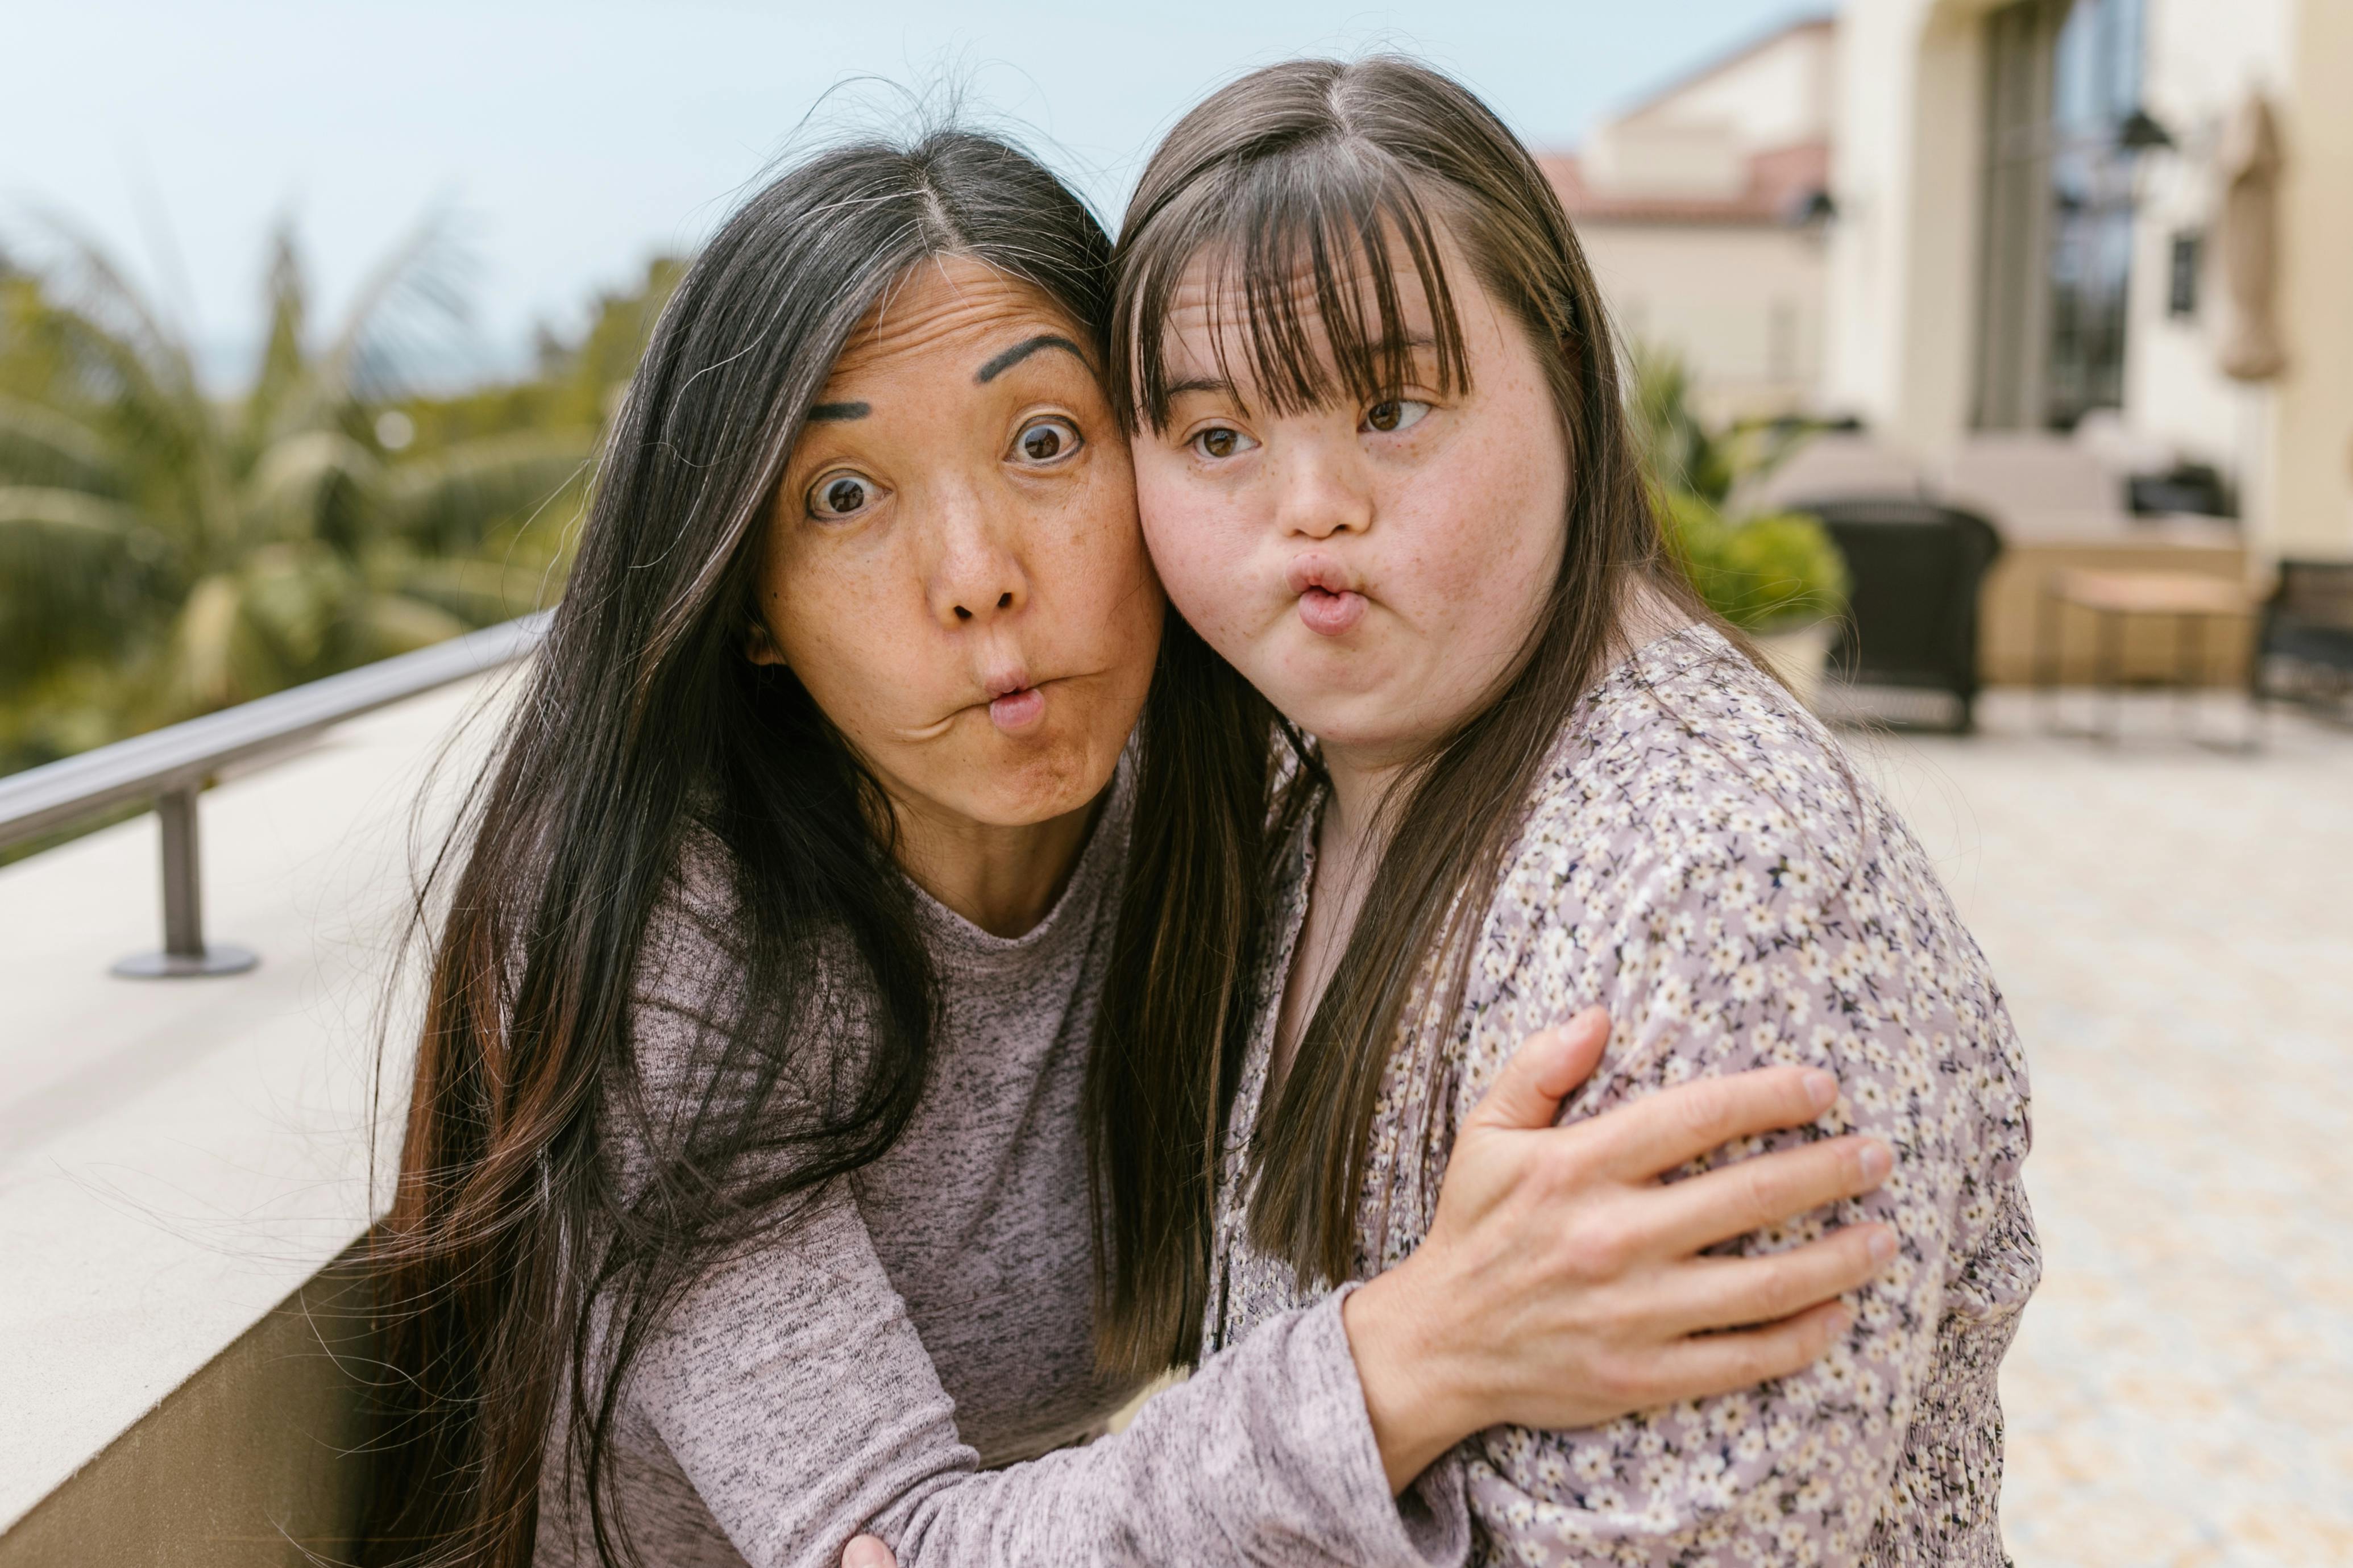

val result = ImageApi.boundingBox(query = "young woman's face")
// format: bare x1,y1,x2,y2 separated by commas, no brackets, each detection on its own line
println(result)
756,257,1160,830
1130,240,1568,771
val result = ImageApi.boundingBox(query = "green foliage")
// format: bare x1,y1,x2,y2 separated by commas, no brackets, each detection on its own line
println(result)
1657,487,1849,633
0,222,673,776
1630,344,1849,632
385,257,683,455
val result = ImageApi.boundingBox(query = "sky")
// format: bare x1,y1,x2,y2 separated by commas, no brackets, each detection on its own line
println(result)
1,0,1819,385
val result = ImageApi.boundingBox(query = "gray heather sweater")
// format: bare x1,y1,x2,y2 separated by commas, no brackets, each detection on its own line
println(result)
533,764,1465,1568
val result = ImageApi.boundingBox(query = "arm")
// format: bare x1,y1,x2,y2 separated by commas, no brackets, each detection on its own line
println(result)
612,888,1445,1568
629,1183,1445,1568
826,1012,1898,1568
623,864,1895,1567
634,1020,1894,1568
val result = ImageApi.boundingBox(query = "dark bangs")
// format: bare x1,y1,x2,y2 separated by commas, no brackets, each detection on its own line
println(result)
1114,138,1471,432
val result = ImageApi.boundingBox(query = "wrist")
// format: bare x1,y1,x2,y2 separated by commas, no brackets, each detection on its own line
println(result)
1341,1261,1483,1493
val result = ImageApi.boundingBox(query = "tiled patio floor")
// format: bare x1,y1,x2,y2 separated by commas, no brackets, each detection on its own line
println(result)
1846,691,2353,1567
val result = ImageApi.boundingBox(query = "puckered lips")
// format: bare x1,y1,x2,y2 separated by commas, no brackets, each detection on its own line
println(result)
982,667,1047,733
1287,552,1368,638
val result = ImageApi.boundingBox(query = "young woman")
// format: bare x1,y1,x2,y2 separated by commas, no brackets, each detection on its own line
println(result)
362,127,1897,1568
1094,57,2043,1566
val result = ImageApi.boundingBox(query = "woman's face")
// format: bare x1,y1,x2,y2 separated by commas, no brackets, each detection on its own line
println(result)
755,257,1160,831
1130,238,1568,773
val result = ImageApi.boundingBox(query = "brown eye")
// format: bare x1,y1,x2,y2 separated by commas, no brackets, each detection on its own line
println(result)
810,474,874,519
1193,425,1255,460
1016,418,1078,463
1363,398,1430,435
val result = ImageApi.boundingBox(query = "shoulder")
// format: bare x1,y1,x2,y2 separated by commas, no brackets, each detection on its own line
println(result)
632,821,750,1026
1472,627,1874,995
1521,627,1869,905
1462,625,2024,1145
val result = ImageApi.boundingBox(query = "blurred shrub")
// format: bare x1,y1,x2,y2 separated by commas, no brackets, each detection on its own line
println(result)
1657,486,1849,633
1630,344,1849,632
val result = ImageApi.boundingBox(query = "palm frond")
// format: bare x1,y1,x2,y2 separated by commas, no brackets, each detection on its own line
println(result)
21,208,203,404
381,429,592,552
0,486,172,685
170,570,245,713
169,544,370,713
309,208,474,411
379,551,562,626
244,428,383,554
0,396,123,493
359,590,470,656
242,221,311,446
3,234,217,511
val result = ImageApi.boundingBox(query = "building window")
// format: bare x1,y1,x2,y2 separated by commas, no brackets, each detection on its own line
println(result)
1974,0,2148,430
2167,230,2202,318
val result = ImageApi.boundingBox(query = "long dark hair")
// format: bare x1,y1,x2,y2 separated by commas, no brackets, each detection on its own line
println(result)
1092,56,1733,1338
360,129,1115,1568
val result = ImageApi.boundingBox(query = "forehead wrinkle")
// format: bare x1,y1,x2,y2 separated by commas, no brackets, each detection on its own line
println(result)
826,257,1072,387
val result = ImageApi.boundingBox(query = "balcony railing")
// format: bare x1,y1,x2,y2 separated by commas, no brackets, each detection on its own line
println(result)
0,613,548,976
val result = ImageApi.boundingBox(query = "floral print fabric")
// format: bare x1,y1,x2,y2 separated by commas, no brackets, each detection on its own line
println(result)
1207,627,2040,1567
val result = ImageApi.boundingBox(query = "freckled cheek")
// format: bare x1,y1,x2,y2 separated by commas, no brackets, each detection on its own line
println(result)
1389,456,1559,661
773,553,935,721
1139,481,1271,637
1037,478,1156,647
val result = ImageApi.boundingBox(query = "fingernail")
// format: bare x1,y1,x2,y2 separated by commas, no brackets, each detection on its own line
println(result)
1868,1226,1896,1264
1830,1304,1854,1335
1803,1070,1837,1109
1858,1141,1893,1182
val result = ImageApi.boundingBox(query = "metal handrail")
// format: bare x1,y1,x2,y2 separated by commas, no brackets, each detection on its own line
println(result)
0,612,548,976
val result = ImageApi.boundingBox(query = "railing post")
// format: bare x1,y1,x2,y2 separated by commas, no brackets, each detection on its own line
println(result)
111,784,258,979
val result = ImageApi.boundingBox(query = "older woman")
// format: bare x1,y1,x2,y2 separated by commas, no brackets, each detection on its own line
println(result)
360,128,1892,1568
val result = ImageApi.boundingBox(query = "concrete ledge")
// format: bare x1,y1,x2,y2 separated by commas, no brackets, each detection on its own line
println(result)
0,1250,376,1568
0,673,511,1542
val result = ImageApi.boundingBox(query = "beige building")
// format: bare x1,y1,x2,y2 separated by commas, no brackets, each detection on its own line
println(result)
1826,0,2353,564
1545,16,1840,420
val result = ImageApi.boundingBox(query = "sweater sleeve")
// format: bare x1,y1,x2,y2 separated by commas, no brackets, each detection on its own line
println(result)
629,1187,1467,1568
606,846,1467,1568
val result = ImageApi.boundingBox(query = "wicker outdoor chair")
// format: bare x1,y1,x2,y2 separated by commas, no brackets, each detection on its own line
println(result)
2255,559,2353,709
1792,497,2005,733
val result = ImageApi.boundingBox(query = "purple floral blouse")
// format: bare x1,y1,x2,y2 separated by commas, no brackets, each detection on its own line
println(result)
1206,626,2041,1567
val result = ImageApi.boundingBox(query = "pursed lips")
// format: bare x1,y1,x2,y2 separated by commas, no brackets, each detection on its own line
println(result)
886,668,1049,743
981,668,1047,733
1284,552,1369,638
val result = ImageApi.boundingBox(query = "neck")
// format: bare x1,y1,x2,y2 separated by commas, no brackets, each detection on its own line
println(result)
1317,745,1413,870
886,787,1106,939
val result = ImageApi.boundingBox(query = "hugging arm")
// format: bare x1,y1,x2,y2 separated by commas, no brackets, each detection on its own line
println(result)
621,1182,1452,1568
833,1012,1898,1568
629,1023,1889,1568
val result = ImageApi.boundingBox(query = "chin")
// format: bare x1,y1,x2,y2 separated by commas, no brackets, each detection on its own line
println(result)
1284,692,1427,760
961,734,1117,827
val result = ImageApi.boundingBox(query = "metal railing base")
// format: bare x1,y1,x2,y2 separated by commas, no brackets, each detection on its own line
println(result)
0,613,547,976
111,945,260,980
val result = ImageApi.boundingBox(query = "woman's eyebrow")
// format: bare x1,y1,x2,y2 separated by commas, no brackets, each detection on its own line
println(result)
975,335,1088,384
807,401,870,422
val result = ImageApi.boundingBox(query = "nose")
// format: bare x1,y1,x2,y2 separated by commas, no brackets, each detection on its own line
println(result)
927,483,1030,629
1273,435,1375,542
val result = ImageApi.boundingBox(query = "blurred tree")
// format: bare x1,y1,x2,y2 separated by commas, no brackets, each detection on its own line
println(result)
0,221,598,772
386,256,683,454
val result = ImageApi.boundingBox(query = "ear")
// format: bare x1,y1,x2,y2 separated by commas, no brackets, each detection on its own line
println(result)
744,615,787,668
